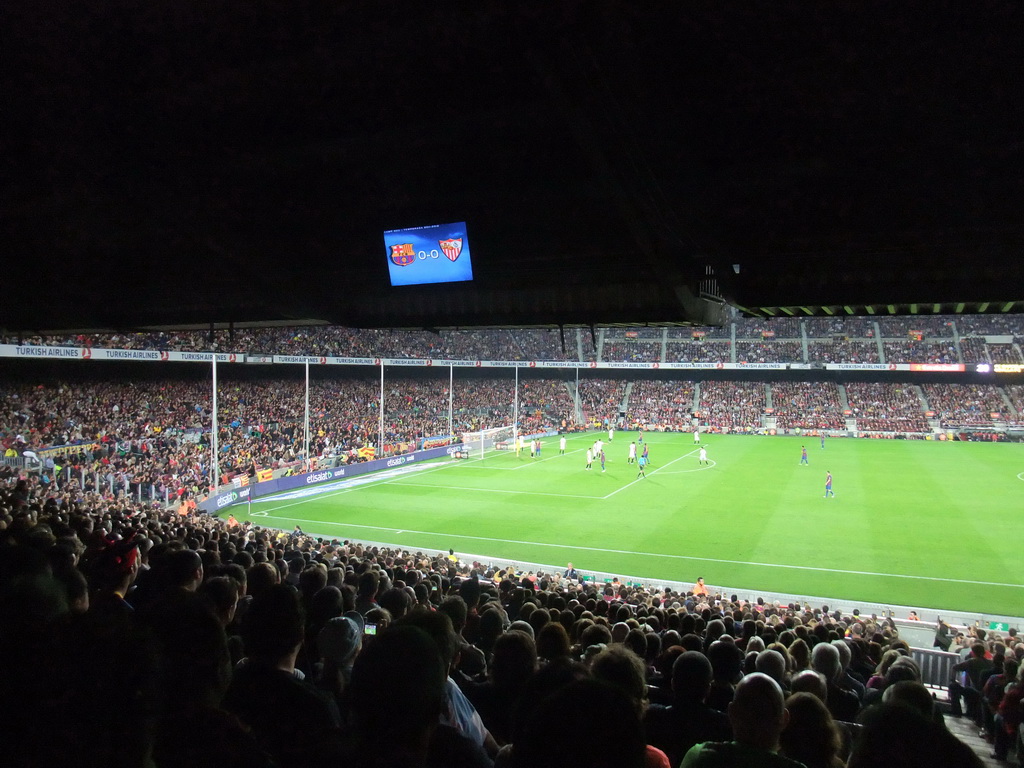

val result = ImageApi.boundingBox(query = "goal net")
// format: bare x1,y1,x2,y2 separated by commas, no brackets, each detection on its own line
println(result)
461,425,517,459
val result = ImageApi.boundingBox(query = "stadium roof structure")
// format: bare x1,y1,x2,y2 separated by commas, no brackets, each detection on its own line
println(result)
3,3,1023,333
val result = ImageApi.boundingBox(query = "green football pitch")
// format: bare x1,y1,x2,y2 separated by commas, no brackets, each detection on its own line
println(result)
233,433,1024,618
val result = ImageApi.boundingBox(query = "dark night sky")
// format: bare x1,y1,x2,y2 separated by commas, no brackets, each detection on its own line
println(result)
3,1,1022,330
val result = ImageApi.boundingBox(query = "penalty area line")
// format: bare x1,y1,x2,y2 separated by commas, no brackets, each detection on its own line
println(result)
602,448,701,499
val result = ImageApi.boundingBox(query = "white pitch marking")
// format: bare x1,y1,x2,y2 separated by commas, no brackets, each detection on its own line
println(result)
246,513,1024,590
602,448,701,499
385,481,605,500
658,459,717,475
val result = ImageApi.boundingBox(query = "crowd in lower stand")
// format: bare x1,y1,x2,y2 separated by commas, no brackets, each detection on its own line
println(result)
627,380,696,431
0,376,571,501
920,384,1009,428
844,383,931,433
771,383,846,432
2,463,1019,768
698,382,767,432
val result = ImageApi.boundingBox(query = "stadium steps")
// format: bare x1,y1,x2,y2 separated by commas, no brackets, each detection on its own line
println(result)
660,328,668,363
999,387,1018,418
943,715,1010,768
915,385,931,414
837,384,851,411
566,381,583,423
874,323,885,361
621,381,634,413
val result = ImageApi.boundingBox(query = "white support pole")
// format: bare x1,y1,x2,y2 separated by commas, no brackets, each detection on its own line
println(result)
514,367,519,443
379,362,385,455
211,356,219,494
448,365,454,443
304,362,310,470
575,366,580,425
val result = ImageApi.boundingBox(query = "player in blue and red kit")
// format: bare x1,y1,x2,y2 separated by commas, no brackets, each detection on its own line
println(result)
824,470,835,498
800,446,809,465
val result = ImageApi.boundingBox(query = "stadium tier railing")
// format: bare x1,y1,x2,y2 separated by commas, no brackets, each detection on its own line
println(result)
910,647,959,694
0,341,995,372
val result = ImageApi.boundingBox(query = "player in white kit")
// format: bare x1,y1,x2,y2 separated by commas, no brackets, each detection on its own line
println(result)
628,441,637,464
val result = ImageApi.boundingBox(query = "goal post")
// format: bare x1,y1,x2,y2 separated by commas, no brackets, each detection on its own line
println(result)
461,425,517,460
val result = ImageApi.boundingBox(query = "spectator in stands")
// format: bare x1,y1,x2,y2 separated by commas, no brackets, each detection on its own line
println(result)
778,692,845,768
948,642,993,724
512,678,647,768
590,644,672,767
222,584,343,768
849,702,984,768
645,650,732,767
811,642,860,722
680,672,804,768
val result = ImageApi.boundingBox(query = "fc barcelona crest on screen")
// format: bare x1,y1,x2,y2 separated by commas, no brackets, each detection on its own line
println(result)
390,243,415,266
439,237,463,261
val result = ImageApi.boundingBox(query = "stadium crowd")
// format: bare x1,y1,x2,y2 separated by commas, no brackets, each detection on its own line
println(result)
577,379,626,427
921,384,1008,428
881,341,960,365
735,342,805,364
1,327,574,362
601,342,662,363
806,341,880,364
698,382,767,432
626,380,696,431
734,317,803,338
1005,385,1024,427
770,383,846,431
0,375,574,501
665,341,734,363
803,317,877,338
876,317,955,338
960,337,989,364
844,383,931,433
4,315,1024,364
0,460,1014,768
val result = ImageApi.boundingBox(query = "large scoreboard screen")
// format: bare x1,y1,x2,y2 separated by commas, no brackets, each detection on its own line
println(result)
384,222,473,287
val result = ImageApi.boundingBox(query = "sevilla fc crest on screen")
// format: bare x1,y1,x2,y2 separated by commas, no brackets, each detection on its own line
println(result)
390,243,415,266
439,238,463,261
